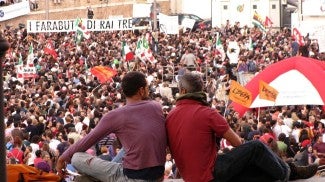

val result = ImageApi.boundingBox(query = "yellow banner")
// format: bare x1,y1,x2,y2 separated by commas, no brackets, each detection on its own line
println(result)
259,80,279,102
229,80,252,108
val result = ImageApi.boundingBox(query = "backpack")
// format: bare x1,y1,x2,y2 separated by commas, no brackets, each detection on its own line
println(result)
247,60,257,73
8,157,20,164
7,150,22,164
7,164,62,182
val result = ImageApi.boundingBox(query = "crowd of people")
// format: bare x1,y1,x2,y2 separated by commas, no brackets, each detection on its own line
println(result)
0,0,39,11
1,19,325,181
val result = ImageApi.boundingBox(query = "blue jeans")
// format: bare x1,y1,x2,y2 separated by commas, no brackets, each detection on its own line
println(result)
214,140,290,182
112,148,125,163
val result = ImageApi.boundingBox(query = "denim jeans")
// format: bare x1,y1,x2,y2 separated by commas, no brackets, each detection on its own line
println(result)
214,140,290,182
112,148,125,163
71,152,160,182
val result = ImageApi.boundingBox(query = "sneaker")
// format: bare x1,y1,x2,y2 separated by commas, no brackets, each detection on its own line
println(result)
294,163,318,179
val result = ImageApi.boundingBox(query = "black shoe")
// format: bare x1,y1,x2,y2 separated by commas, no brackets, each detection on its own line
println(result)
294,163,318,179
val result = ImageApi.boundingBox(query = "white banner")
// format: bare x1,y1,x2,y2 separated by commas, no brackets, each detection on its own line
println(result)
16,65,37,79
296,22,325,53
133,3,151,18
158,13,179,35
27,18,134,33
302,0,325,16
0,0,30,22
182,18,195,30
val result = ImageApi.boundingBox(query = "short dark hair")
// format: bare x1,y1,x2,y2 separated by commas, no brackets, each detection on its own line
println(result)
121,71,147,97
278,133,286,142
35,149,42,157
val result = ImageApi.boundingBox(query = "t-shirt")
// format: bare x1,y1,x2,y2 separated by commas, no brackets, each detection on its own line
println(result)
166,99,230,182
57,141,70,156
7,148,24,164
61,100,166,172
277,141,288,154
313,142,325,153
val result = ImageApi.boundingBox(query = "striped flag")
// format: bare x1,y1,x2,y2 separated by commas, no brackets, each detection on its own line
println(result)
27,43,34,66
75,18,90,44
248,37,253,51
252,11,266,32
215,32,225,61
18,53,23,65
135,37,156,63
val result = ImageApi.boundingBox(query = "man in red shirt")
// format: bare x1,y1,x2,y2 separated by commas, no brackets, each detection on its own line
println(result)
166,73,290,182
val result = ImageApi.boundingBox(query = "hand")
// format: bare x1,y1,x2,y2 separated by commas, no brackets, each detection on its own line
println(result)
56,157,67,178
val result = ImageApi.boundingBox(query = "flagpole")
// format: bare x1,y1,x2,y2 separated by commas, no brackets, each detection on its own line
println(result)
223,100,228,118
91,84,102,98
0,34,10,182
257,107,260,123
153,0,158,31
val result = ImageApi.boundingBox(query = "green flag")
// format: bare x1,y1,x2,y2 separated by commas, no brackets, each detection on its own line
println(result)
75,18,90,44
215,32,225,61
248,37,253,51
27,43,34,65
18,53,23,65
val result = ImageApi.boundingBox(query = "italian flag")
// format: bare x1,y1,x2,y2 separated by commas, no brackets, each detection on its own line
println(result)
248,37,253,51
215,32,225,61
135,37,155,63
18,53,23,65
122,41,134,62
27,43,34,66
75,18,90,44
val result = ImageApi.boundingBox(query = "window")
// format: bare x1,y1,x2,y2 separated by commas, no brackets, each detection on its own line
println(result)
253,5,257,9
272,4,276,9
223,5,228,10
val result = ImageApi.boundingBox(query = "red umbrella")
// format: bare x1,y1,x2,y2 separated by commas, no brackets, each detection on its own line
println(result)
90,66,117,84
231,56,325,116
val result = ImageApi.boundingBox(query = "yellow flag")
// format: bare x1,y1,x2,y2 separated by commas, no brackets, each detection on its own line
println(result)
229,80,252,108
259,80,279,102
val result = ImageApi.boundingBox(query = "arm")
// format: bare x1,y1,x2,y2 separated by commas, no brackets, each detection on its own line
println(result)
312,148,325,158
56,112,116,176
222,128,242,147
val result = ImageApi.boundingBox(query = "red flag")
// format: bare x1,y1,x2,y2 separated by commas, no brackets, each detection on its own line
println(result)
264,16,273,27
292,28,304,46
44,40,58,59
90,66,117,84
